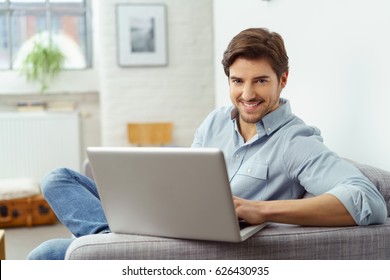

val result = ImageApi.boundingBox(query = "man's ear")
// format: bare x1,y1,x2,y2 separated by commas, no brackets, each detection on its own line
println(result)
280,71,289,88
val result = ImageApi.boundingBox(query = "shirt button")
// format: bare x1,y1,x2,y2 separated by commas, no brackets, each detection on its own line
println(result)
267,128,271,132
247,168,252,173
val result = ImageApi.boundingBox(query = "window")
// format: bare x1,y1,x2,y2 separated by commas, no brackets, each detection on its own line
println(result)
0,0,92,70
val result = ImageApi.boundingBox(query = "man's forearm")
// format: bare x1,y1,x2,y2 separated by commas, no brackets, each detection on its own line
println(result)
234,194,357,226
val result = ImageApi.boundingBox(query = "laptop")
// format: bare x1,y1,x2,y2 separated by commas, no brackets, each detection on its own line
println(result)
86,147,267,242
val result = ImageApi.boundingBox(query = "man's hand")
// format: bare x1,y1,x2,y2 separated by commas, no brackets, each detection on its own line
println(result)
233,196,266,225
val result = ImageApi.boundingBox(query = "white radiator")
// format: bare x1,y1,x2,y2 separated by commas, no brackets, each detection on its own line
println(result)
0,112,81,180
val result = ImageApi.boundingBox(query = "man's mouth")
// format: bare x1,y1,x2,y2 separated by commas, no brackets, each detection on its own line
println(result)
243,102,260,107
241,100,262,108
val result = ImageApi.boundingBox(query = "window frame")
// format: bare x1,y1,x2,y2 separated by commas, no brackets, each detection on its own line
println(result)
0,0,93,70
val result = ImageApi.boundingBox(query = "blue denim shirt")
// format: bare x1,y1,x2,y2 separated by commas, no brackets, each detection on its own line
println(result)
192,99,387,225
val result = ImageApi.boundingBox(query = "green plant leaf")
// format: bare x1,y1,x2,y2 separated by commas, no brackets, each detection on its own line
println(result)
20,35,65,93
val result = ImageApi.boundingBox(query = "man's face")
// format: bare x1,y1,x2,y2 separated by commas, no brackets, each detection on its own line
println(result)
229,58,288,125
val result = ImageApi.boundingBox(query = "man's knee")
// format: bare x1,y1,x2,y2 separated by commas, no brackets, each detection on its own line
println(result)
40,168,72,196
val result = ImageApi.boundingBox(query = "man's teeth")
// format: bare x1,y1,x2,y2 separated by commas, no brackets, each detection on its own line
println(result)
243,102,260,107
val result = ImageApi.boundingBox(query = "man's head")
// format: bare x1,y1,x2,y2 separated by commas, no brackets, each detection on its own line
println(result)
222,28,289,81
222,28,290,135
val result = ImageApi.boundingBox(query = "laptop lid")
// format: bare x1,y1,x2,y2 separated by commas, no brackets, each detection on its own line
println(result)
87,147,265,242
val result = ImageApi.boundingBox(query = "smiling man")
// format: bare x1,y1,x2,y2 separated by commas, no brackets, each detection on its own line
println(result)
192,28,387,227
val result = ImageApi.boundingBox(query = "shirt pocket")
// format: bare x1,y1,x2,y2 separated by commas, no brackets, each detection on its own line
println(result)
237,162,268,180
232,162,268,199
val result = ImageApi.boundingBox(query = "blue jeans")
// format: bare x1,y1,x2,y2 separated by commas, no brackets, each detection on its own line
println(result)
27,168,109,260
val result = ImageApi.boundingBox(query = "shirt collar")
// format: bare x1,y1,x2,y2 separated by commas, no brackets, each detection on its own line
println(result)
262,98,292,135
230,98,293,136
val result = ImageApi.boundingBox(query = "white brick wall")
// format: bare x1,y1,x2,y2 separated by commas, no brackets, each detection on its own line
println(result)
97,0,215,147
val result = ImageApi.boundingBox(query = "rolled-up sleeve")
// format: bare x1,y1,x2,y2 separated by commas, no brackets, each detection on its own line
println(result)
328,182,387,225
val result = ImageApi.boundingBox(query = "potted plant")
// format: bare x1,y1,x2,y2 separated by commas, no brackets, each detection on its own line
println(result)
20,34,65,93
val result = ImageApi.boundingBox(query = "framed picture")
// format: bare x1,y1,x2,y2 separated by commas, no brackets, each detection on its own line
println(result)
116,4,168,67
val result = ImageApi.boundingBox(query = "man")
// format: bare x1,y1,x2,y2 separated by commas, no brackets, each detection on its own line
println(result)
28,28,387,259
192,27,387,227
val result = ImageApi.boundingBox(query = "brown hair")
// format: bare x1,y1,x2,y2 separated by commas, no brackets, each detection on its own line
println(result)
221,28,289,80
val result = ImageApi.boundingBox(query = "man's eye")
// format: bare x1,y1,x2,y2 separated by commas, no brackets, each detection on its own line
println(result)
231,79,241,84
257,79,267,84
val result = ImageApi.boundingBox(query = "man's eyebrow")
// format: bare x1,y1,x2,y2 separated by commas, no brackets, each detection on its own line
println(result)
253,75,271,80
229,75,270,80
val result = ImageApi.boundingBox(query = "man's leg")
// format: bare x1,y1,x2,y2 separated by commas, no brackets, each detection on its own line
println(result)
41,167,109,237
27,168,109,260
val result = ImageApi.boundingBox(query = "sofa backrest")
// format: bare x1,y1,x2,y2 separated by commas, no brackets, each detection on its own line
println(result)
348,159,390,216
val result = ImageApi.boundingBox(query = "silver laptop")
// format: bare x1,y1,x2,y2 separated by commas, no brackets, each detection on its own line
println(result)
86,147,267,242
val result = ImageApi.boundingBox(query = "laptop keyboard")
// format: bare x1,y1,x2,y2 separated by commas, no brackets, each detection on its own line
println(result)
238,219,251,229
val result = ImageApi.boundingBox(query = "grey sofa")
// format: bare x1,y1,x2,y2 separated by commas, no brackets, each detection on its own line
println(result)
65,159,390,259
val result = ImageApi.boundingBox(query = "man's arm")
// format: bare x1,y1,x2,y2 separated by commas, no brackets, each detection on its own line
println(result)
281,126,387,226
234,194,356,226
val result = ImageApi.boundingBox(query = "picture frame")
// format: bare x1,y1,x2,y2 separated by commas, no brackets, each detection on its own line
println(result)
116,4,168,67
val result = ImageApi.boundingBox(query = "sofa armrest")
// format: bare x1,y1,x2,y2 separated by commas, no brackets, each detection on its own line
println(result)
65,219,390,260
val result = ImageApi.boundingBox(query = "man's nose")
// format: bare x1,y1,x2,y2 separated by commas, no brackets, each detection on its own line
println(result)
241,83,256,101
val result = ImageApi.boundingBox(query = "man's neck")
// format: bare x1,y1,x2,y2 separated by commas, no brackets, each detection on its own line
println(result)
238,119,257,143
